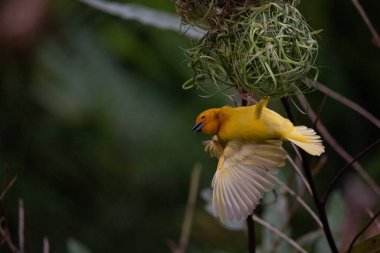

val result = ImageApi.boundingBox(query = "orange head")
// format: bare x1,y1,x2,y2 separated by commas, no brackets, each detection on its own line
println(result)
192,108,220,135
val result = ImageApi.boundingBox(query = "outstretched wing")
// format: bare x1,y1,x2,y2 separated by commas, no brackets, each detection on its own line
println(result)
211,140,286,222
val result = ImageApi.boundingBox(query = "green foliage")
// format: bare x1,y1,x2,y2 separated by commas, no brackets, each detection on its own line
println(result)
345,233,380,253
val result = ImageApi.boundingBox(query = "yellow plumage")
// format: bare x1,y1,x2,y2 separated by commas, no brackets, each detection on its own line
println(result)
194,98,324,156
193,98,325,222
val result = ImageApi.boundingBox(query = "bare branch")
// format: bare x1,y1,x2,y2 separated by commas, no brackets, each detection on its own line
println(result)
76,0,204,39
0,176,17,201
247,214,256,253
311,155,328,176
273,176,323,228
306,78,380,129
296,229,323,245
351,0,380,48
296,94,380,197
366,208,380,230
286,155,312,195
324,138,380,203
313,94,328,129
0,217,19,253
252,215,308,253
281,97,339,253
172,163,202,253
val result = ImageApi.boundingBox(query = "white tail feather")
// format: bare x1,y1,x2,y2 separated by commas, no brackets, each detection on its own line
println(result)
286,126,325,156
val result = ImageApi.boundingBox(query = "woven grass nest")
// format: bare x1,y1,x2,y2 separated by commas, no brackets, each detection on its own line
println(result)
182,2,319,98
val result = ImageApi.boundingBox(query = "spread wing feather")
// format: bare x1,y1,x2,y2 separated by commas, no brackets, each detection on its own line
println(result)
210,140,286,222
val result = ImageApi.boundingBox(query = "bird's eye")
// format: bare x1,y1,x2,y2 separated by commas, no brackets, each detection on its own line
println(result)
201,115,205,119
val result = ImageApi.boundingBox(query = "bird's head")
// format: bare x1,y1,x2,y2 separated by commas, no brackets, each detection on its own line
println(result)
193,108,220,135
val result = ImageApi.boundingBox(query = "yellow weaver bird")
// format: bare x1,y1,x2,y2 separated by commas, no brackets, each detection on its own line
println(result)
193,97,324,222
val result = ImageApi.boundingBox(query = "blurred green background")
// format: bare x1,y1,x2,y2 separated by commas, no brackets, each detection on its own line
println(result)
0,0,379,252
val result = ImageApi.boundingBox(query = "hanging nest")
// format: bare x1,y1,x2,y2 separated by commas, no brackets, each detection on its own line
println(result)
183,2,319,98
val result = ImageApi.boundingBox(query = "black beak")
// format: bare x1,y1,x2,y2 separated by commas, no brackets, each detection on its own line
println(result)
192,122,204,132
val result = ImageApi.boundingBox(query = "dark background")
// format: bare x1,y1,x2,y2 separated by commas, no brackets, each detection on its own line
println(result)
0,0,379,252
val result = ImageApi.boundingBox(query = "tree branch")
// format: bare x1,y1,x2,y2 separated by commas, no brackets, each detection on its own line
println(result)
313,94,328,129
252,215,308,253
0,217,19,253
171,164,202,253
351,0,380,48
323,138,380,203
296,94,380,197
0,176,17,201
273,176,323,228
247,214,256,253
286,155,312,195
306,78,380,129
281,96,339,253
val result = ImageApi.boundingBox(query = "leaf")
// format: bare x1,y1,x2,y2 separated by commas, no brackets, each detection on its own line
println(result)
344,233,380,253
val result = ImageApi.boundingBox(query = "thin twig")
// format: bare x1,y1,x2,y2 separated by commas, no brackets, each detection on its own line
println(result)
324,138,380,203
306,78,380,128
286,155,312,195
272,171,309,250
273,176,323,228
366,208,380,229
347,208,380,253
18,199,24,253
311,155,328,176
270,173,322,252
296,93,380,197
296,229,323,246
0,217,19,253
252,215,308,253
172,163,202,253
313,94,328,129
351,0,380,48
281,96,339,253
291,143,303,161
0,176,17,201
